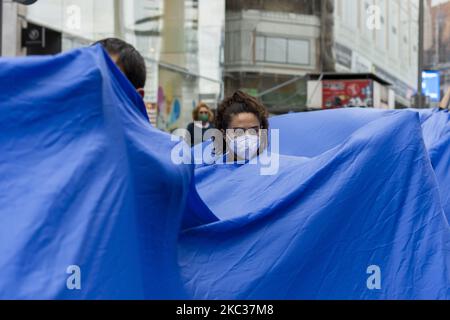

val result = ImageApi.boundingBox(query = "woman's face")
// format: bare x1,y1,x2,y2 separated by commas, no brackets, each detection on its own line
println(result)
225,112,261,160
198,107,210,122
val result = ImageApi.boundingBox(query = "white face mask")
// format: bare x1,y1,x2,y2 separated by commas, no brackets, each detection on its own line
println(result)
227,133,260,161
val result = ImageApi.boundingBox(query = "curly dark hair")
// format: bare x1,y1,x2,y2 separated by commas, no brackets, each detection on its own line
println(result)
215,90,269,131
214,90,269,156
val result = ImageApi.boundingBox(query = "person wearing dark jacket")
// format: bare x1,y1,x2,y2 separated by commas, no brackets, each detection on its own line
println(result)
186,103,215,146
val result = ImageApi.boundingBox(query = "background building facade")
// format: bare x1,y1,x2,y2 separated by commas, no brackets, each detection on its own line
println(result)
2,0,435,128
223,0,420,112
2,0,224,131
224,0,321,114
424,0,450,101
334,0,420,108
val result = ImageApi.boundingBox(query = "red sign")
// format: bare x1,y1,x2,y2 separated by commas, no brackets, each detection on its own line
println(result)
322,80,373,109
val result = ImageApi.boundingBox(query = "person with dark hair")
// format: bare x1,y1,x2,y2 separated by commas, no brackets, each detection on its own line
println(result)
94,38,147,98
186,103,215,146
215,90,269,162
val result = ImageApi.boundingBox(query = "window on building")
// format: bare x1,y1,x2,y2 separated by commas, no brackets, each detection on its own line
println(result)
265,38,287,63
255,36,265,61
375,0,387,50
226,31,241,62
342,0,359,30
288,39,309,65
388,1,399,59
362,0,375,40
255,35,310,65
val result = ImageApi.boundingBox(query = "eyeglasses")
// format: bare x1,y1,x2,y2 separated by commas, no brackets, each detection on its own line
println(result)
226,126,261,138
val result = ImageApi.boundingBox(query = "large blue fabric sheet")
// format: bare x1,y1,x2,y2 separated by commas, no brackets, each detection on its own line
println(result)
0,46,191,299
419,109,450,222
0,47,448,299
180,109,450,299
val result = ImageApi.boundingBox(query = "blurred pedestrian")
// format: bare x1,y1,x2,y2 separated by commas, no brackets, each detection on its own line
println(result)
186,103,215,146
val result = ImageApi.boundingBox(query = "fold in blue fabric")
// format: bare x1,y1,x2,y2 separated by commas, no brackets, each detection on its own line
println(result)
0,45,192,299
419,109,450,222
180,109,450,299
0,46,448,299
